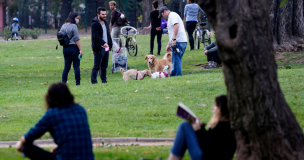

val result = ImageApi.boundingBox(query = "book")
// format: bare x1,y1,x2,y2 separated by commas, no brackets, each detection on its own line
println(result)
176,103,197,123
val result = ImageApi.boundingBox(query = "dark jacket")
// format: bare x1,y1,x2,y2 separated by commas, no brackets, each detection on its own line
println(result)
111,9,120,27
91,17,113,53
204,41,217,54
196,121,236,160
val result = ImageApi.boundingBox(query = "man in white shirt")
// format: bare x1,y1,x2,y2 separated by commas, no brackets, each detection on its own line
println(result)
159,6,187,76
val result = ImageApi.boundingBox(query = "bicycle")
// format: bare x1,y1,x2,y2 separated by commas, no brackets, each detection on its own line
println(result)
120,26,138,57
194,16,211,49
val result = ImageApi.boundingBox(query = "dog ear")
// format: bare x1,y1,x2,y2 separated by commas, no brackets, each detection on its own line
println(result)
152,55,156,61
145,55,148,60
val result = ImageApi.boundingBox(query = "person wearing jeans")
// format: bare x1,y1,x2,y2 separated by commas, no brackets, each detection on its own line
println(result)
184,0,205,50
204,41,221,69
169,95,236,160
60,12,83,85
170,42,187,76
62,45,80,85
159,7,188,76
91,7,113,84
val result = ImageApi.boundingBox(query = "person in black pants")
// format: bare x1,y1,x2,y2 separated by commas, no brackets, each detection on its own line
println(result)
60,12,83,85
144,0,162,56
183,0,205,50
204,41,221,69
91,7,113,84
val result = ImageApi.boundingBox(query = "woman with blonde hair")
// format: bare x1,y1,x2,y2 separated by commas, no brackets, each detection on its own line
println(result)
169,95,236,160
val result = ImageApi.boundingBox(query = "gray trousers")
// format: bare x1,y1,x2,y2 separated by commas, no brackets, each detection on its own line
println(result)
111,26,122,39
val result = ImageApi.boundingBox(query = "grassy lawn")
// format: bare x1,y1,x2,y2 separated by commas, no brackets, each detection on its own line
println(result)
0,34,304,154
0,145,191,160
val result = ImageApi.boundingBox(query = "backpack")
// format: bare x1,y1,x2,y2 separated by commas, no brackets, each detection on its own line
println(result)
57,24,73,46
115,9,128,26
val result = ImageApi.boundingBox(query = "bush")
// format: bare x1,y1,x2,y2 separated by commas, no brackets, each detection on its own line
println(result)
0,28,11,41
30,28,41,39
19,28,31,40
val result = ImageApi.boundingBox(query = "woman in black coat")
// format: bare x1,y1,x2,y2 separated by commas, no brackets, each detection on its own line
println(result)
169,95,237,160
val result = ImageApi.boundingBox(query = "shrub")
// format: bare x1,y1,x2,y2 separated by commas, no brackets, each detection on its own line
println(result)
19,28,31,40
0,28,12,41
30,28,41,39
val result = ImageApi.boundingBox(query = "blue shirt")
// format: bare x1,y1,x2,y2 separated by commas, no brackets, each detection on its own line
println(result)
24,104,94,160
184,3,205,22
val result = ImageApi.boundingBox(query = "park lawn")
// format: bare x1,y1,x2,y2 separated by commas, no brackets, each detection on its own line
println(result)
0,145,191,160
0,34,304,144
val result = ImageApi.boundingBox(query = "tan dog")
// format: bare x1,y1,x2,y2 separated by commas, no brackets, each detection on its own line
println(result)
145,52,172,74
120,68,151,81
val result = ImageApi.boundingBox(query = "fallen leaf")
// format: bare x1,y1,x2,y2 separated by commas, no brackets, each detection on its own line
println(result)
28,81,32,83
41,83,43,85
126,150,129,152
135,90,138,92
22,45,25,47
96,92,99,94
44,81,48,85
187,80,190,83
86,109,90,111
197,103,207,107
165,97,170,99
40,74,45,77
18,81,21,83
10,64,14,66
144,151,149,154
56,57,61,58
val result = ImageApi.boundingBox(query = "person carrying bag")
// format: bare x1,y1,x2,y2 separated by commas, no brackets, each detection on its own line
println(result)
59,12,83,85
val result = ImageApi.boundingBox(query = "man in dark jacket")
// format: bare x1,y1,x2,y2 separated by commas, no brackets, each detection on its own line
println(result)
204,41,220,69
91,7,113,84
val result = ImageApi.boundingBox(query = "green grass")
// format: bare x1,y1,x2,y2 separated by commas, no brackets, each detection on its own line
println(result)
0,34,304,145
0,145,191,160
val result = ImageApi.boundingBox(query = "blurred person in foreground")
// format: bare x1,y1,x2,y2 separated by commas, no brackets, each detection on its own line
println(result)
16,82,94,160
169,95,236,160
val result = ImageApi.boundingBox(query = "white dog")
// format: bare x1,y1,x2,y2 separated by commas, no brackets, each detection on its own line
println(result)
151,65,170,79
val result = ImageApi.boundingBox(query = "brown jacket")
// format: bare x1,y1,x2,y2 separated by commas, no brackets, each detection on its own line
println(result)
110,8,120,27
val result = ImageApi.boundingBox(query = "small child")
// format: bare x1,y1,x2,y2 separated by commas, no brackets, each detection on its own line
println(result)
11,17,20,40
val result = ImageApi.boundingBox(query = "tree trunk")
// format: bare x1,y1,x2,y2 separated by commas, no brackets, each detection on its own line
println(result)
198,0,304,159
19,0,29,28
270,0,304,51
293,0,304,38
142,0,153,34
59,0,73,28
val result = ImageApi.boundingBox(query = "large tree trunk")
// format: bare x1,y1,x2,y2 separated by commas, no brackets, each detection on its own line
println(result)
59,0,73,28
142,0,153,34
270,0,304,51
198,0,304,159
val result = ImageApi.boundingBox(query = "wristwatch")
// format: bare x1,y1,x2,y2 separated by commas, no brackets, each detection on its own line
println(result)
172,38,176,41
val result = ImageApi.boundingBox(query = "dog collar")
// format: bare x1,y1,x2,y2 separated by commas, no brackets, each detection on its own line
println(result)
159,71,168,78
136,69,146,80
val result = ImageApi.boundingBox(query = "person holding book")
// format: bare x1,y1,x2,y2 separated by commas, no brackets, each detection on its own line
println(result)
169,95,236,160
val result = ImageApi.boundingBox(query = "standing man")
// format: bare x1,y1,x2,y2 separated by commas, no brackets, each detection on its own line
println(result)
159,7,187,76
91,7,113,84
109,1,121,40
184,0,205,51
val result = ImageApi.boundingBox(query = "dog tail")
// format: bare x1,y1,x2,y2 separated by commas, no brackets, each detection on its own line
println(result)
120,68,125,74
163,52,172,62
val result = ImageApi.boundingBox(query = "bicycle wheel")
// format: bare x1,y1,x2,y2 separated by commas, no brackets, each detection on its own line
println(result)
202,31,211,48
194,30,198,49
197,31,201,50
126,37,137,57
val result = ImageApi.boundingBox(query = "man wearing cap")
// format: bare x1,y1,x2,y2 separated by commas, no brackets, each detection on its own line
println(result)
159,7,187,76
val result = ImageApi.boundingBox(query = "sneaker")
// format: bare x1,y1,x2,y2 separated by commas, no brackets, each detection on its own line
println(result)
204,65,216,69
157,53,160,56
148,52,153,55
102,81,107,83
